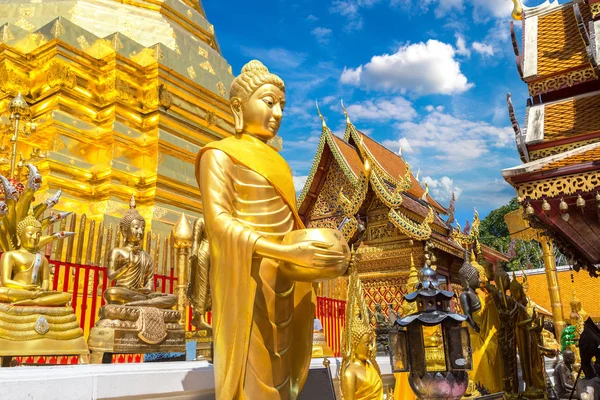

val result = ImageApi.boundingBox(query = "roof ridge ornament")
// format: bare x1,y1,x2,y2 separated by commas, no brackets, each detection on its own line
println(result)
315,100,327,129
341,99,351,125
510,0,523,21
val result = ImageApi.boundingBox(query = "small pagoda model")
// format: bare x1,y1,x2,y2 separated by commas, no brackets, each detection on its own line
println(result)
502,0,600,275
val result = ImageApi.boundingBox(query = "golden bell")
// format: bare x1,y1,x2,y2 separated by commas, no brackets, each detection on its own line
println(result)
576,194,586,209
525,203,534,216
542,199,551,214
596,192,600,204
559,198,568,213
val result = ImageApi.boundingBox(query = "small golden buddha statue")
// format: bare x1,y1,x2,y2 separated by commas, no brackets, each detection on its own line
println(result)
0,214,71,306
194,60,349,399
103,196,176,309
341,254,383,400
0,166,87,362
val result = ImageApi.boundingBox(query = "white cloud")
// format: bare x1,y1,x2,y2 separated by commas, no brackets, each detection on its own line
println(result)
311,27,333,45
470,0,514,19
382,137,414,154
421,176,462,202
395,109,513,171
240,47,307,70
293,175,309,192
340,40,473,96
345,97,417,122
455,33,471,57
306,14,319,21
472,41,494,57
434,0,464,18
329,0,381,31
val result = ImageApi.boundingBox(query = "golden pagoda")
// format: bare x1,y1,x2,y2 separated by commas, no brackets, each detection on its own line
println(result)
0,0,234,237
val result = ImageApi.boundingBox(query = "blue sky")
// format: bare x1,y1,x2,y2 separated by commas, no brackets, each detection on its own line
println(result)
204,0,555,226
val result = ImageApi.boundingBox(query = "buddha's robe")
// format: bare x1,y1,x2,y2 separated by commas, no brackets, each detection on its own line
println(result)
112,249,153,289
355,362,384,400
471,291,503,394
197,134,313,400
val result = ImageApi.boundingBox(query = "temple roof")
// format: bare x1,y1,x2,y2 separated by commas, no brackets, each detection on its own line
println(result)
517,1,596,97
349,132,445,213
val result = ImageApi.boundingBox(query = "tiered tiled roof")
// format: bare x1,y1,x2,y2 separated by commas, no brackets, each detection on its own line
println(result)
543,92,600,142
534,5,591,80
539,143,600,171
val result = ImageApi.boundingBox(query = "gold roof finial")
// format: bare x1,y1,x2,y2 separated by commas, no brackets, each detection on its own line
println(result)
420,182,429,201
416,168,421,181
341,99,351,125
315,100,327,128
129,194,136,209
511,0,523,21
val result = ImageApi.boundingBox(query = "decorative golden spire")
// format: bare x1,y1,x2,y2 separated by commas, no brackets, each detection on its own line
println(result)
315,100,327,128
172,212,193,244
129,194,136,209
420,182,429,201
407,252,419,290
511,0,523,21
341,99,351,125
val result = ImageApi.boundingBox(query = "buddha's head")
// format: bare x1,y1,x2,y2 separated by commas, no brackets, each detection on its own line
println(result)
459,250,480,291
375,304,382,313
17,214,42,251
230,60,285,141
352,326,373,362
120,195,145,246
563,349,575,366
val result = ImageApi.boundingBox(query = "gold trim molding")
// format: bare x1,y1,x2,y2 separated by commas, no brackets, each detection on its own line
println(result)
528,68,597,97
516,169,600,200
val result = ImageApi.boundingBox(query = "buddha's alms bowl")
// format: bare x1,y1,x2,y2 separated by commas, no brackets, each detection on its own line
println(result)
281,228,351,280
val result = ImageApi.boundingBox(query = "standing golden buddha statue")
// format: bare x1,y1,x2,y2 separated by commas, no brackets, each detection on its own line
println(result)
0,165,88,363
88,196,184,363
195,60,349,399
341,250,383,400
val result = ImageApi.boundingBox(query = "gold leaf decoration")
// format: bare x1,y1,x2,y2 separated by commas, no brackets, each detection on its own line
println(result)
198,46,208,58
50,19,65,38
187,66,196,79
216,81,226,97
0,26,14,43
199,60,215,75
76,35,90,51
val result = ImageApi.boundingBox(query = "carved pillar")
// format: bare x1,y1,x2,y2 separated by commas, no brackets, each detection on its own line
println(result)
172,213,192,326
541,235,565,340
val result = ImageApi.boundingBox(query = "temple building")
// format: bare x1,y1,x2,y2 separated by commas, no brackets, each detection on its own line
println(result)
502,0,600,275
298,109,481,316
0,0,234,236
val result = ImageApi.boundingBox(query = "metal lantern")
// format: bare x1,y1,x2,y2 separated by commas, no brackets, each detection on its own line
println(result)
389,265,471,400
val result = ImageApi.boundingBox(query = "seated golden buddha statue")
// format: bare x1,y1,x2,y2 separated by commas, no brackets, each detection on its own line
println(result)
103,196,176,309
89,196,183,363
341,254,383,400
0,166,87,362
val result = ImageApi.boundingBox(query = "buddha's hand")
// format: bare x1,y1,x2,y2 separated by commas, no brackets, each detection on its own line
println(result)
279,241,348,282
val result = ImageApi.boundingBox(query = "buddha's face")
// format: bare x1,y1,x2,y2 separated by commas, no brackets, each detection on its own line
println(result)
126,219,145,244
21,225,41,250
235,84,285,140
355,333,372,362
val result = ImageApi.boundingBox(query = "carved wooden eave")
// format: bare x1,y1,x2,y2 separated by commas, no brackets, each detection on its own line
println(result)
503,142,600,269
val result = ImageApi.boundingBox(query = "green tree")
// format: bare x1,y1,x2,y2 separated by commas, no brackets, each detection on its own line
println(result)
478,197,565,271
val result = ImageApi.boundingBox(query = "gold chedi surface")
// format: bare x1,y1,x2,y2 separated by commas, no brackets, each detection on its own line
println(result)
0,0,234,237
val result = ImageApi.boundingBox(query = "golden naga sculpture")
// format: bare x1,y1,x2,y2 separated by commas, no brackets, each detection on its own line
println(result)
0,165,87,361
103,196,177,309
194,60,349,399
341,250,383,400
88,196,184,363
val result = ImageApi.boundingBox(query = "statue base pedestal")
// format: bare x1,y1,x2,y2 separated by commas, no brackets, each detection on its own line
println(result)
88,304,185,364
0,304,88,365
186,330,213,362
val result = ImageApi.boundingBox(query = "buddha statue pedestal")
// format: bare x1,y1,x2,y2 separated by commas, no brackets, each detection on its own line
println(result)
186,328,213,362
0,303,88,366
88,304,185,364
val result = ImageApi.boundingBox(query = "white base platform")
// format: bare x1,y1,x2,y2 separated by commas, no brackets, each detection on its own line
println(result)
0,356,396,400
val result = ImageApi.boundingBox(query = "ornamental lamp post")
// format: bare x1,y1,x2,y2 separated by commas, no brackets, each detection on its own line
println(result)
4,93,36,179
172,213,193,326
389,265,471,400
